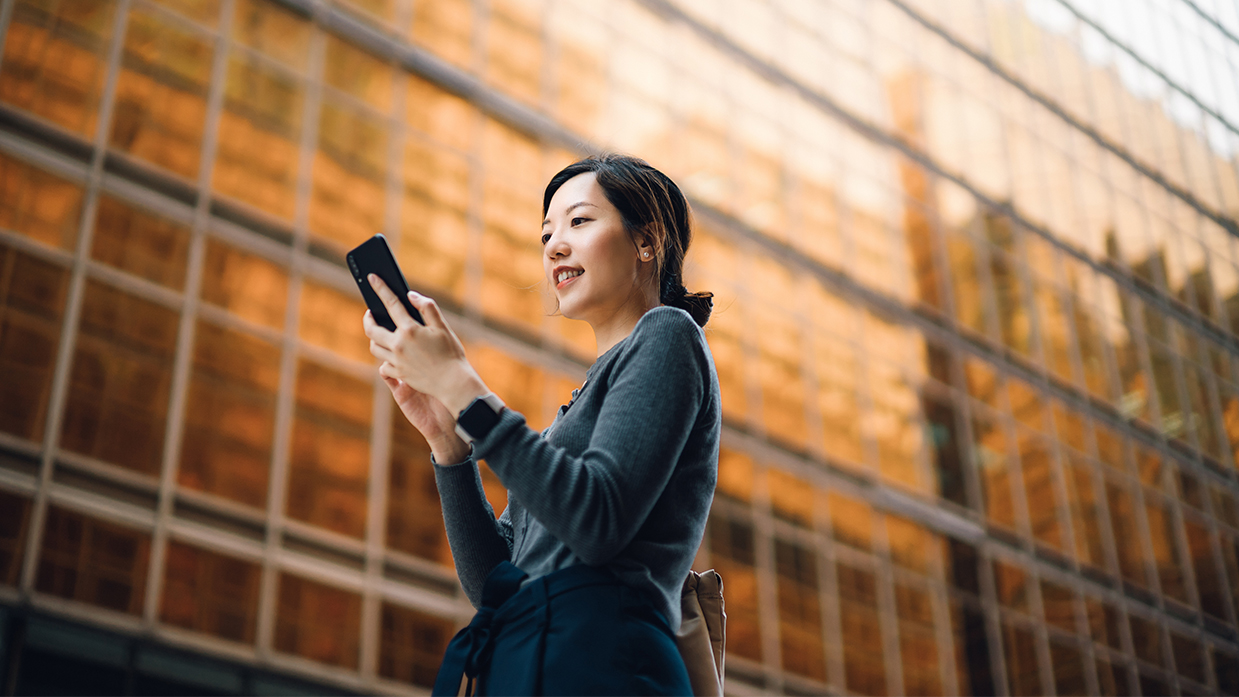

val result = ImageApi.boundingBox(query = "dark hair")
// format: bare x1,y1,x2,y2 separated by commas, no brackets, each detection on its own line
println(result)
542,154,713,327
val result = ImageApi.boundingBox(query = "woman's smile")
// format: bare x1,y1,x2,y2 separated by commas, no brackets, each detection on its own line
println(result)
557,270,583,290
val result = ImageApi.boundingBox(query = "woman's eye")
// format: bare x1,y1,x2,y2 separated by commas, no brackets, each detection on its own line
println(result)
540,232,552,245
571,217,588,226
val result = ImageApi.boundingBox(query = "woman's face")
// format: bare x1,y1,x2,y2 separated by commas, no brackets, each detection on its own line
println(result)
542,172,650,322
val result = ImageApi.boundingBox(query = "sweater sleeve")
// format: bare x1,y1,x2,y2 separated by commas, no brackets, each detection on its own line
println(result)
471,308,708,566
432,456,513,607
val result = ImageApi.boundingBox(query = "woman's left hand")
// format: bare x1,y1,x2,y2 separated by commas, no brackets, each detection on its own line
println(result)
362,274,488,415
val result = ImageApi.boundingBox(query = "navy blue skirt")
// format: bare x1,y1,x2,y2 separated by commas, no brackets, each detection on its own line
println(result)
433,561,692,696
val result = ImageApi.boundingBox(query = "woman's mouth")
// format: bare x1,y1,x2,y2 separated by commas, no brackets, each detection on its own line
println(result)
556,269,583,290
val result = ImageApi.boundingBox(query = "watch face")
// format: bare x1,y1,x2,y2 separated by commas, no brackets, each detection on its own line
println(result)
458,396,502,441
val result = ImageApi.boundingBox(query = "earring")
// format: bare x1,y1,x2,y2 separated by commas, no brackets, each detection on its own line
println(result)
643,251,650,258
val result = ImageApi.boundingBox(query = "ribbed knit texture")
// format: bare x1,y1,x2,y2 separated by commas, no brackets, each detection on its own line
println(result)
432,306,721,630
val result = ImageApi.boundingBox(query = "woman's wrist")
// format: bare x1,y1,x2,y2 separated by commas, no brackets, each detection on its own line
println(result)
441,366,491,417
429,435,472,466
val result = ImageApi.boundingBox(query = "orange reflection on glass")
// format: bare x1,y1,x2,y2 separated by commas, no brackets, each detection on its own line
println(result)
387,412,452,566
1182,518,1226,622
213,49,304,220
1040,579,1076,633
1016,429,1064,551
287,359,372,538
1063,454,1106,571
469,343,547,430
0,153,84,250
896,580,942,696
828,492,871,551
410,0,473,68
704,296,747,422
992,559,1029,612
715,447,754,503
1144,498,1189,604
485,0,542,105
480,121,544,333
179,320,278,509
60,280,179,475
36,505,150,615
160,540,260,644
1001,621,1042,696
109,8,212,179
767,469,812,528
400,136,470,303
775,538,826,681
551,18,606,137
309,99,388,253
298,280,370,364
275,572,361,669
231,0,311,72
0,244,69,441
973,411,1015,529
323,36,392,112
707,516,761,661
379,602,456,688
1105,479,1147,588
91,196,190,289
837,562,886,696
0,490,32,587
945,228,990,337
755,309,808,449
0,0,117,137
887,515,941,576
200,238,288,329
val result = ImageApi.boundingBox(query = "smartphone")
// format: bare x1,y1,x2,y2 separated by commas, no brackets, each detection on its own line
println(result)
346,234,425,330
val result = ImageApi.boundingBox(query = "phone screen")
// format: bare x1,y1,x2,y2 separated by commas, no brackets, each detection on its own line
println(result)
345,234,425,330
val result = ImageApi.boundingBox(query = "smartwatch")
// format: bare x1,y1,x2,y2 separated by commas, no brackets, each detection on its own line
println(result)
454,393,506,444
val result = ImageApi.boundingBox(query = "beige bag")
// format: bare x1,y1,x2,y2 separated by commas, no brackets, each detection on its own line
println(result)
676,570,726,697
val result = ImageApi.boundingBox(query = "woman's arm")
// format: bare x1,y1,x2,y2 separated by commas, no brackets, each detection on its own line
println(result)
433,454,514,607
472,308,708,565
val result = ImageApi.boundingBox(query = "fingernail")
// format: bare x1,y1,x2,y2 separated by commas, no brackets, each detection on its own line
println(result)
367,274,377,283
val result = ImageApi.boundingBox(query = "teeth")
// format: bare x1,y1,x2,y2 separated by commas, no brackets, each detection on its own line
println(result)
557,269,582,283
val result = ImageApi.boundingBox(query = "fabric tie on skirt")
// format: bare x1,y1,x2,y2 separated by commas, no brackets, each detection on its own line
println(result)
433,561,529,696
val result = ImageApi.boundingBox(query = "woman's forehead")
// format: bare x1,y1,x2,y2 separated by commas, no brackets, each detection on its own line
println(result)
548,172,603,210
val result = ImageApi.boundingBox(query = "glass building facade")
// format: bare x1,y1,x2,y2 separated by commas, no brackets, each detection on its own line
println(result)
0,0,1237,693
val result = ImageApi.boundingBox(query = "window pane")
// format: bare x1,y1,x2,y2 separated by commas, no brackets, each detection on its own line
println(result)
0,153,84,250
479,121,543,334
160,540,260,644
829,492,872,551
409,0,473,68
715,447,754,504
1182,518,1226,621
36,505,150,614
287,359,371,538
1170,632,1205,685
993,559,1029,613
774,539,825,681
950,598,995,696
1001,621,1042,696
274,573,361,669
109,8,212,179
921,390,967,507
0,0,117,136
707,297,748,422
0,243,70,441
469,344,546,431
896,581,941,696
213,49,304,220
399,137,470,303
60,280,179,474
837,562,886,695
707,516,760,661
1049,638,1088,696
484,0,542,105
1017,430,1064,551
1144,498,1189,603
91,196,190,289
0,490,33,587
231,0,311,72
1105,479,1147,587
1039,579,1076,633
1064,454,1106,570
309,99,389,253
756,310,808,449
386,412,451,565
322,36,392,112
887,516,940,576
298,280,370,364
973,411,1015,529
379,603,455,687
179,320,279,508
1127,614,1164,667
200,238,288,330
768,469,813,528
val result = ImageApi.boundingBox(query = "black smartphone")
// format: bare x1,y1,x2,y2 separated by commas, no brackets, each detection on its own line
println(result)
346,234,425,330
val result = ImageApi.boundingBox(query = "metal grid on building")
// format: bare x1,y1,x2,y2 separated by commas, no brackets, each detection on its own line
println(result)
0,0,1237,694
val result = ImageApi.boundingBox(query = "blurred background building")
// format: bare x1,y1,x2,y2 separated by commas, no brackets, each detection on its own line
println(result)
0,0,1237,694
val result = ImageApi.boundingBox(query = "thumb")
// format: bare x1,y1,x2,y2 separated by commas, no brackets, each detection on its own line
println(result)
407,291,448,331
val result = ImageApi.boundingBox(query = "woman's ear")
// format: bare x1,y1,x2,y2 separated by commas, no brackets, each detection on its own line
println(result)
635,232,655,263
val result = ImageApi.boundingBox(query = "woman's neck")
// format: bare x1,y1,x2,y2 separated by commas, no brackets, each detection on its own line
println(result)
591,294,661,357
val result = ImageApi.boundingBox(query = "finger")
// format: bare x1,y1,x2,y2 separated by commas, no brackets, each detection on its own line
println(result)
368,274,417,330
363,309,394,346
370,338,397,364
407,291,448,331
378,361,399,380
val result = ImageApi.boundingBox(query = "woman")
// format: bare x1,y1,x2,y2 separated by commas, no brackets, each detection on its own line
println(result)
363,154,720,695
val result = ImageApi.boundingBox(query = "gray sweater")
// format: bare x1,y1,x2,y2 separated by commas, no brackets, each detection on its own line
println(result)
432,306,721,630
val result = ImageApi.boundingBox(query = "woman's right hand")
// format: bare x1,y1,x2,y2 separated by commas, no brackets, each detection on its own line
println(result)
382,368,471,464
